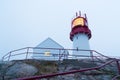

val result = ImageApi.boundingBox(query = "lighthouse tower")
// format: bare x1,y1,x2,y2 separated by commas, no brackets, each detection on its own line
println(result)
70,12,92,58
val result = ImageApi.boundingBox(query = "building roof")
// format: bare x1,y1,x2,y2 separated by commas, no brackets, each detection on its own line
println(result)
35,37,64,49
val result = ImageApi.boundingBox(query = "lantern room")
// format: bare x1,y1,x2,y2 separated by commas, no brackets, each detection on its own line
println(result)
70,12,91,41
71,17,88,28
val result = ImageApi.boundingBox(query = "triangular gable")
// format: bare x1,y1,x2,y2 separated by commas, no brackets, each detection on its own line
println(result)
35,37,64,48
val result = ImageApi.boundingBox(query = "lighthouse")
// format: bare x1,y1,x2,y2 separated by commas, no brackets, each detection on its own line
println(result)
70,12,92,58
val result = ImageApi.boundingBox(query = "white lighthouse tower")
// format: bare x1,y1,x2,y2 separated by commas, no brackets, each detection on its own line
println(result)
70,12,92,58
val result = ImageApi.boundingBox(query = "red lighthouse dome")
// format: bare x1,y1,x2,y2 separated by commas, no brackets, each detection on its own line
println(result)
70,12,92,41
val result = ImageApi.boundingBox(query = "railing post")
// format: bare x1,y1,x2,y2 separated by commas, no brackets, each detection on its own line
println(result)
66,51,69,59
90,51,94,63
2,56,4,62
116,60,120,75
26,47,29,59
8,52,11,61
59,49,61,61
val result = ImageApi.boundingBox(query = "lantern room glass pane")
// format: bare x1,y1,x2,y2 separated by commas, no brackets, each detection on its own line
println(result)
72,18,84,28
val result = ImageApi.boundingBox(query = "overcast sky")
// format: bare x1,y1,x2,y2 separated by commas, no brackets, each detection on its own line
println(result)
0,0,120,59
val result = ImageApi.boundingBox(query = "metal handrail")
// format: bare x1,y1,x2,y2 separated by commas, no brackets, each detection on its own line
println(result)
112,75,120,80
2,47,29,61
2,47,110,61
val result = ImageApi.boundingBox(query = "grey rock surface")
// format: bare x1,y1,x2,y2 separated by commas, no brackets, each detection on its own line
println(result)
6,62,37,77
0,59,119,80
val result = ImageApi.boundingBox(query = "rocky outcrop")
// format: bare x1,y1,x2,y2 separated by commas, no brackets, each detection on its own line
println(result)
0,60,38,80
0,59,119,80
6,62,38,79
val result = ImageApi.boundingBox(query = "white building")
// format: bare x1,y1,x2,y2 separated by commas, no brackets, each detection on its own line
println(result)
32,38,69,60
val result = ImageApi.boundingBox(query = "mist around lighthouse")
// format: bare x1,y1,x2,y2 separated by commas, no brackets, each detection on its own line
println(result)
1,0,120,79
1,11,120,80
